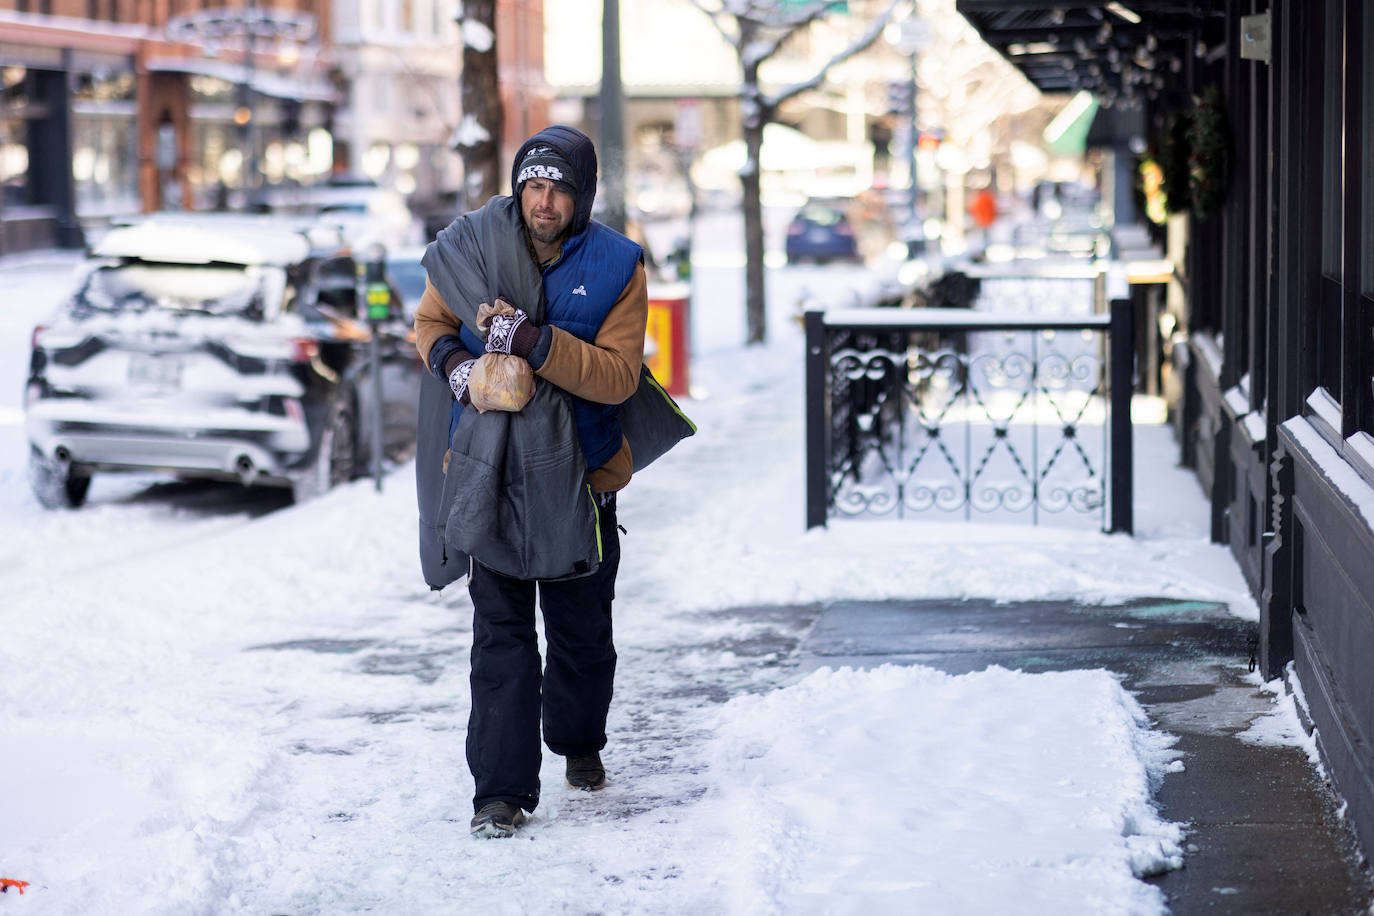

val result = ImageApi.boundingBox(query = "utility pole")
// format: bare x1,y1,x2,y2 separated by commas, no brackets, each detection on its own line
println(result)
907,24,918,228
891,4,929,254
600,0,627,234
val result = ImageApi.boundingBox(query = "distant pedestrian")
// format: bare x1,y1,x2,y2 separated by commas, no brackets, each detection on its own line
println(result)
412,125,659,839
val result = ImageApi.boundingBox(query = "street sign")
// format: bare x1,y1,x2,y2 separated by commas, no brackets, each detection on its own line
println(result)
779,0,849,15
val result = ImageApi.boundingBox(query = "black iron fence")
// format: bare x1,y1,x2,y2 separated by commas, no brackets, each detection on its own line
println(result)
805,283,1134,534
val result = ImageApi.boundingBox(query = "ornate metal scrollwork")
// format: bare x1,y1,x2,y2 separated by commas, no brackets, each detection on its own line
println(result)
828,326,1108,527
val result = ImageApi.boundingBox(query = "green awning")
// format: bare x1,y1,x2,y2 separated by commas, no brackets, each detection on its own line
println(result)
1043,91,1099,156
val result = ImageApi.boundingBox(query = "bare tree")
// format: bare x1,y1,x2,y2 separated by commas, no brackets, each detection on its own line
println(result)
454,0,503,211
689,0,900,344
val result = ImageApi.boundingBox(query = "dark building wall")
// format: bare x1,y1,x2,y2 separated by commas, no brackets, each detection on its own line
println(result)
1206,0,1374,862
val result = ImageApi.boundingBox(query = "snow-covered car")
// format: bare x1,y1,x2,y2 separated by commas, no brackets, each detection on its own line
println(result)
24,216,421,508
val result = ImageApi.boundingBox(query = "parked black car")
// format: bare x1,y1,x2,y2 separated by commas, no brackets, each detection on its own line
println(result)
24,215,421,508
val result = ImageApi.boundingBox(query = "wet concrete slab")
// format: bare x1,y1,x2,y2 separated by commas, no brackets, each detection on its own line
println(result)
797,598,1374,914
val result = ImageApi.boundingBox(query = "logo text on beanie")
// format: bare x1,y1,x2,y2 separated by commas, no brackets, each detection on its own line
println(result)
519,164,564,184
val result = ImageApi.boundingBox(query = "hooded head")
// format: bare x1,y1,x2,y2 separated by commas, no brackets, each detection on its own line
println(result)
511,125,599,239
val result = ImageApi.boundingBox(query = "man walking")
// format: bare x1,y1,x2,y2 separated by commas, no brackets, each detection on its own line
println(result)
413,125,648,838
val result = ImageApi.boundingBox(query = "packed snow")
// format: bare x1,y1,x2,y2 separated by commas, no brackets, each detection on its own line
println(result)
0,222,1280,914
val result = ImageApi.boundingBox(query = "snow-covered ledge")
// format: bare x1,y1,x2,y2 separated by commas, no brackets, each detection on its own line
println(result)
1282,411,1374,532
1192,332,1224,382
1225,381,1265,447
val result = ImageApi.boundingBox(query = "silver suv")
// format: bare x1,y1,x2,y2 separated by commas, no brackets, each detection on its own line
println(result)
24,215,420,508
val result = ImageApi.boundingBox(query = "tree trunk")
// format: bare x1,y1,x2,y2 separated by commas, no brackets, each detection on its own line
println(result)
741,118,767,345
459,0,503,212
739,33,768,347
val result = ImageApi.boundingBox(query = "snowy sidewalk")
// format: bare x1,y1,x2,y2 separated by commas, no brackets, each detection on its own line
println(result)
2,254,1370,914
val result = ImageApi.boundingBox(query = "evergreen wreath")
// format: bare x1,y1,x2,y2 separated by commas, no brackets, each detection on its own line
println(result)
1188,84,1231,219
1160,110,1192,215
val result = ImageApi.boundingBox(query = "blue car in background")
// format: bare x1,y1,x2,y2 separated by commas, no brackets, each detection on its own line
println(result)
785,199,859,265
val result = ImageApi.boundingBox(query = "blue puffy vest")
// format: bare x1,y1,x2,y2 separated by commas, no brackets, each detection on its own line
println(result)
454,221,642,471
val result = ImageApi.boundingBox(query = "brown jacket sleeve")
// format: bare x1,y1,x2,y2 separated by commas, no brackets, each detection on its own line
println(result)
534,264,647,404
413,278,465,375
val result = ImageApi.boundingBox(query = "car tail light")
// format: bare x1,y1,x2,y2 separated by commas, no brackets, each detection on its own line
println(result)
787,223,804,235
30,325,46,350
291,338,320,363
835,222,854,236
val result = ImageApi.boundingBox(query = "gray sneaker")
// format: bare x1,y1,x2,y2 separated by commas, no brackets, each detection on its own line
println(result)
565,752,607,790
470,801,527,838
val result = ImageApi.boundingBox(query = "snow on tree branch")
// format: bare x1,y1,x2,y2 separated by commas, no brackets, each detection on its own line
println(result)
462,17,494,52
685,0,741,47
741,15,815,70
450,113,491,151
763,0,902,109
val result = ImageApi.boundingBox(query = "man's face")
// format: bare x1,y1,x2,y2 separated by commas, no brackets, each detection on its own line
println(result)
521,177,576,247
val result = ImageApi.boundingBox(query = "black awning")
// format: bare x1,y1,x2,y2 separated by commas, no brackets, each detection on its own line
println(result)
955,2,1214,103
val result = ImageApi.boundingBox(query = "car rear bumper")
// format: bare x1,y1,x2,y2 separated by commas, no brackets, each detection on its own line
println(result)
785,240,859,261
26,401,311,484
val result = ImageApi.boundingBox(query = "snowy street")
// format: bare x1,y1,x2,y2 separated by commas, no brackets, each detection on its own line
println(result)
0,223,1325,914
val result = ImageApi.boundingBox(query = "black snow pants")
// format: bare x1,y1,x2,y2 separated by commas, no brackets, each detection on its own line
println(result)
466,493,620,813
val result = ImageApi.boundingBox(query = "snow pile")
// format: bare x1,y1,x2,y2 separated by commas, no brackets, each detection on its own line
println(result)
1240,665,1324,770
685,664,1182,916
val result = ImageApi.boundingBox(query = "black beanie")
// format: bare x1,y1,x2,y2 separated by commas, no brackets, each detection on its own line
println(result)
515,145,578,199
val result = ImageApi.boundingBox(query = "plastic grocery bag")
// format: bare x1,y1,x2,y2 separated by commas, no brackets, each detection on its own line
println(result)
468,299,536,412
467,352,535,412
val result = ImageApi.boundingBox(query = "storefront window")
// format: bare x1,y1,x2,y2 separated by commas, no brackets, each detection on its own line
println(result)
69,64,138,216
72,113,137,215
1316,1,1345,402
190,74,246,207
1,119,27,209
1363,0,1374,298
1,66,28,208
1321,2,1344,280
190,75,234,104
1362,0,1373,435
71,69,134,103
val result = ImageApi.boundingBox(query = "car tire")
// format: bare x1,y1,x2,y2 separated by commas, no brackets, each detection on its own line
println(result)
28,448,92,509
291,397,358,503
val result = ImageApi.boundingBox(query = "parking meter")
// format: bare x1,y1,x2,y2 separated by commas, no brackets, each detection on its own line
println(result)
363,261,390,323
355,243,387,491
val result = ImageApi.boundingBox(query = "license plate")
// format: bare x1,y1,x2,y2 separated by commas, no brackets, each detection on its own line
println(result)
127,354,183,390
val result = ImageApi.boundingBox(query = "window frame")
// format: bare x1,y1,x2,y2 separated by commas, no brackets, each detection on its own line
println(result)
1311,0,1373,439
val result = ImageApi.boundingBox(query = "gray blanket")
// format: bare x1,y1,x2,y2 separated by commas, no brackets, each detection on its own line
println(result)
417,197,599,585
